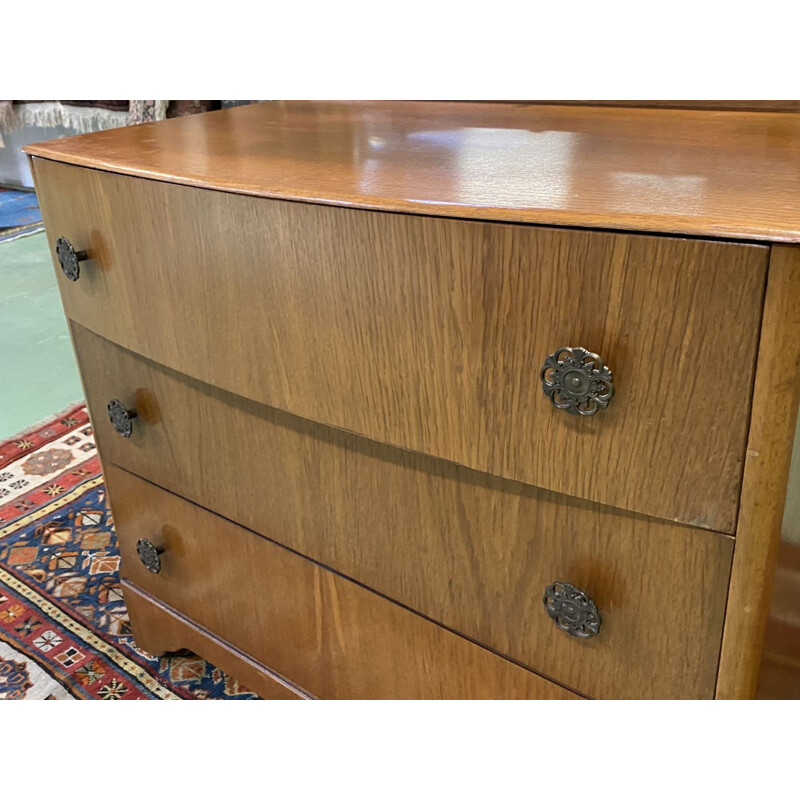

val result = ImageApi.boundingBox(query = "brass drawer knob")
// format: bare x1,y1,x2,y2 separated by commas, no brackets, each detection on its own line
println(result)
136,539,164,574
55,236,88,282
540,346,614,416
543,581,601,639
107,399,138,438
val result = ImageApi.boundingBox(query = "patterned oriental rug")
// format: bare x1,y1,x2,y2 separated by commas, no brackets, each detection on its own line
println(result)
0,404,258,699
0,188,44,243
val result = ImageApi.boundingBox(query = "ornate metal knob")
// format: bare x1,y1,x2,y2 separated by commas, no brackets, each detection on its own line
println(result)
543,581,601,639
55,236,88,282
540,346,614,416
107,399,138,438
136,539,164,574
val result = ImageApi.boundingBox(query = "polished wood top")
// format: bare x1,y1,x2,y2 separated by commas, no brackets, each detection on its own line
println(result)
25,101,800,242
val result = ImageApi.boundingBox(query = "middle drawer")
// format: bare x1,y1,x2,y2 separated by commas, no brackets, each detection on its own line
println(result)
75,323,733,699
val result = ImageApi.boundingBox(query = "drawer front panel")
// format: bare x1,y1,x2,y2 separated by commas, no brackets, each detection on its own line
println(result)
122,583,311,699
36,159,767,532
76,325,734,699
106,465,577,700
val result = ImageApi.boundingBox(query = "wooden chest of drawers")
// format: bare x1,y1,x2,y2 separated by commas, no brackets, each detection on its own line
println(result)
26,101,800,699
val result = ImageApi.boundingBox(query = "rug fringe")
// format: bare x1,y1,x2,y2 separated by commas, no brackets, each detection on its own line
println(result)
0,401,86,448
0,102,15,135
0,223,45,244
128,100,169,125
6,103,130,135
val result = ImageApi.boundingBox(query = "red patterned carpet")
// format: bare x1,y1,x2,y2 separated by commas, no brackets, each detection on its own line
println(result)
0,404,258,699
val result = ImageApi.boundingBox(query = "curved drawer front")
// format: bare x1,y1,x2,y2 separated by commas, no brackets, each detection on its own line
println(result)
107,466,577,700
75,326,734,699
35,159,768,531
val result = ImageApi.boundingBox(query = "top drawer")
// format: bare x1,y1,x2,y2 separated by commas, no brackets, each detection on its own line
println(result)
33,159,768,531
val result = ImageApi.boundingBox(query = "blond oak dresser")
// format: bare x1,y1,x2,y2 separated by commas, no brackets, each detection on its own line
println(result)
26,101,800,700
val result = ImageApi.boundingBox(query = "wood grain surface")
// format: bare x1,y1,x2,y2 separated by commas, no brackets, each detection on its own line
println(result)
756,542,800,699
717,245,800,699
109,466,578,700
780,410,800,553
76,325,734,699
24,101,800,242
756,463,800,699
123,582,311,699
35,160,768,532
534,101,800,113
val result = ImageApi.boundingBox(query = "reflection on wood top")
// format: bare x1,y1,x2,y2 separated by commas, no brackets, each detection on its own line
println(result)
24,100,800,242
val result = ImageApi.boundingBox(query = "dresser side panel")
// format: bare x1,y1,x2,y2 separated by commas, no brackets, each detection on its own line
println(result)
717,245,800,699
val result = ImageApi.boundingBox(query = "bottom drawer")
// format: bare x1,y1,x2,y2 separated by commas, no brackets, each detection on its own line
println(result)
106,465,577,700
122,581,311,699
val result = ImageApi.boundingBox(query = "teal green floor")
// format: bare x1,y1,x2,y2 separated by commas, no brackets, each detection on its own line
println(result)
0,232,84,439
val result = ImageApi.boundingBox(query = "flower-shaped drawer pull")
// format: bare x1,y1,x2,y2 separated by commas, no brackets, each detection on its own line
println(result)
543,581,602,639
55,237,88,282
540,346,614,416
107,399,138,438
136,539,165,574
